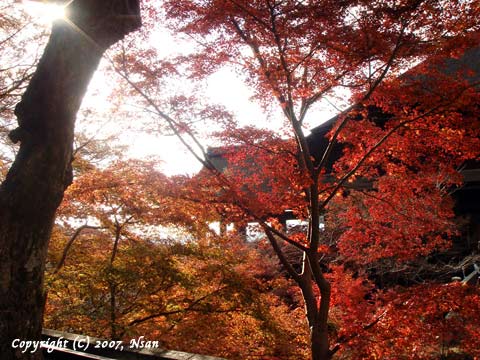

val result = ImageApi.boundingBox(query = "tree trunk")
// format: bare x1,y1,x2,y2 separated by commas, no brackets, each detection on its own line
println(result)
0,1,140,359
301,282,332,360
310,321,332,360
109,281,118,340
309,255,332,360
299,253,332,360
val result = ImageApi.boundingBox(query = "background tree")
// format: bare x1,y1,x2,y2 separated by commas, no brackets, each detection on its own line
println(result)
3,1,476,359
45,159,310,359
0,3,49,178
119,1,480,358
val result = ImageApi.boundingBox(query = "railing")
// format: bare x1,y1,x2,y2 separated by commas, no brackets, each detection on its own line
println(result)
42,329,225,360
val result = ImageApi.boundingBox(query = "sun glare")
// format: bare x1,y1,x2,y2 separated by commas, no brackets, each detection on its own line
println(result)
22,1,67,24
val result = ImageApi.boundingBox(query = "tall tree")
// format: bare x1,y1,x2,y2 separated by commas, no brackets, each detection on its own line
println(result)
0,1,141,359
153,1,480,359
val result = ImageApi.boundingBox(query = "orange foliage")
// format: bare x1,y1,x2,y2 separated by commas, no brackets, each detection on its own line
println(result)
44,1,480,358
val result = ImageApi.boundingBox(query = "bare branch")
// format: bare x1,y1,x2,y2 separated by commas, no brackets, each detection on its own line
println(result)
54,224,104,273
264,228,302,282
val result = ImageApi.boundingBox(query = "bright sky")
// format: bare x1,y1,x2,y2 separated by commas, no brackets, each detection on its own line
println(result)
20,0,340,176
123,68,270,176
21,0,66,24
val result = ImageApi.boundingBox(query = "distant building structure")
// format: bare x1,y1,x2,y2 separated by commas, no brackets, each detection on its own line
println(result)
206,45,480,251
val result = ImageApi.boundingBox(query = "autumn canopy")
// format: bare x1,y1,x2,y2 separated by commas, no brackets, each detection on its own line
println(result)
0,1,479,360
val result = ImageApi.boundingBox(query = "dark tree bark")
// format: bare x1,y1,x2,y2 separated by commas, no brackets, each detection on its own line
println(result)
0,1,141,359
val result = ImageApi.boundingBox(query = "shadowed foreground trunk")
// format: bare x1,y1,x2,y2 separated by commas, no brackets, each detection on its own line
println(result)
0,1,141,359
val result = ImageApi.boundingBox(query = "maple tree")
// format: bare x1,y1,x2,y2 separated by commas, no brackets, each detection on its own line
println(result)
45,159,310,359
114,1,480,359
46,229,310,359
1,1,479,359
